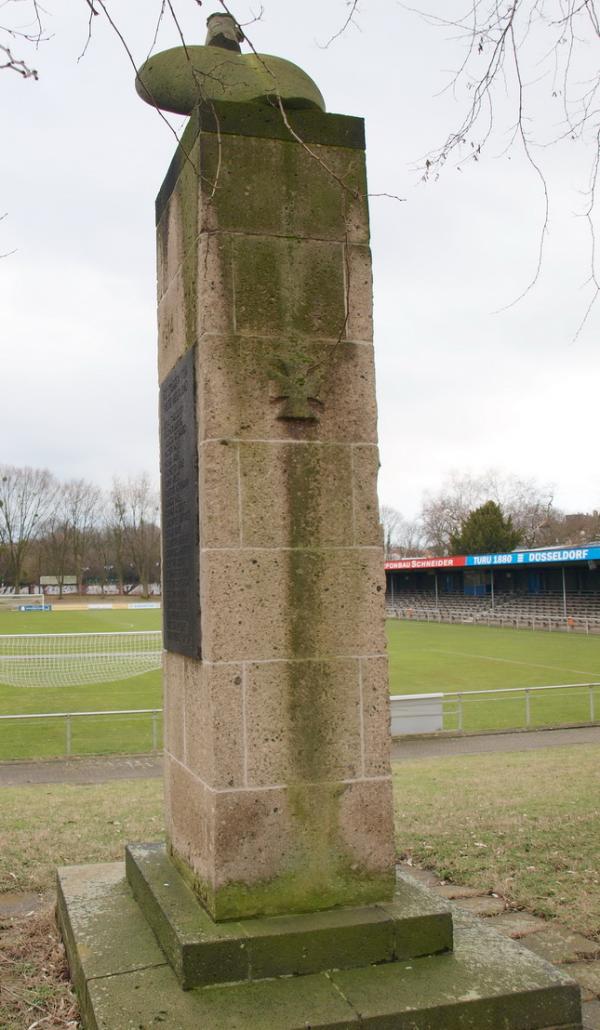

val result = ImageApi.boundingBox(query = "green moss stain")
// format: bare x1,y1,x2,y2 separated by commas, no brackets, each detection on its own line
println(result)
175,136,200,349
164,121,391,919
284,443,347,901
212,865,394,921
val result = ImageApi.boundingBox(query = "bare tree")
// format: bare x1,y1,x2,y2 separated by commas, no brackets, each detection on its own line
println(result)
38,478,102,596
421,470,557,553
111,474,161,597
412,0,600,331
40,487,71,598
0,465,58,589
380,505,424,557
380,505,404,558
64,478,103,592
0,0,45,80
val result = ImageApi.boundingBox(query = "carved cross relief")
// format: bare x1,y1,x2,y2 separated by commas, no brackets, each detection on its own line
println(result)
269,356,323,422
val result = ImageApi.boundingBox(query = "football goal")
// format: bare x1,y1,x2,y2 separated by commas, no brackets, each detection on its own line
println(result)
0,593,45,610
0,630,163,688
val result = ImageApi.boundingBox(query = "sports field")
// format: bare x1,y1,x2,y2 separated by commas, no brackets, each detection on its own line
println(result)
388,620,600,731
0,610,599,758
0,608,162,760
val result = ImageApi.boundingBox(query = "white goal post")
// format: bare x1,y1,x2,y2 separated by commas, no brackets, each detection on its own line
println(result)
0,630,163,688
0,593,45,610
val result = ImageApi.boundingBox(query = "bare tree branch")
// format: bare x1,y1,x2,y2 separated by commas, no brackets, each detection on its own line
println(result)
318,1,361,49
408,0,600,330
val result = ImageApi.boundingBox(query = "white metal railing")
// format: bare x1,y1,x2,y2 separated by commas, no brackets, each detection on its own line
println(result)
392,682,600,734
0,708,163,756
386,607,600,635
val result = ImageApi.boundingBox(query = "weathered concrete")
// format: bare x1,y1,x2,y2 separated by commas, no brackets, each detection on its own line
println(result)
0,754,162,786
57,861,582,1030
125,846,453,989
391,725,600,761
452,894,507,917
486,910,550,939
525,928,600,966
582,999,600,1029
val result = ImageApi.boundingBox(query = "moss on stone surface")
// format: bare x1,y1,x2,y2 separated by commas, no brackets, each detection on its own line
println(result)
137,47,325,117
155,103,366,224
197,132,367,242
211,863,396,921
161,137,200,351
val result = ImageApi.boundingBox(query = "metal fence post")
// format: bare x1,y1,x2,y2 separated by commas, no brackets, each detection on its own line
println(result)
152,711,158,753
525,689,531,727
65,714,72,756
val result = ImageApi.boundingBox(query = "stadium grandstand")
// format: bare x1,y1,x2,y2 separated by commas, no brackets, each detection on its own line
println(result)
385,543,600,633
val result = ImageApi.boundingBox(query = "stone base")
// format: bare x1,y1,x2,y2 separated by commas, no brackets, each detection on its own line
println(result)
57,859,582,1029
125,843,452,988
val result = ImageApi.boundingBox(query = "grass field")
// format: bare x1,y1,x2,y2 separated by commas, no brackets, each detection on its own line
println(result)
393,744,600,937
387,620,600,731
0,611,599,759
0,609,162,760
1,745,598,1028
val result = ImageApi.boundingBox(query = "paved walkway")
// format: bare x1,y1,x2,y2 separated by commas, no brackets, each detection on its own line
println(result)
0,725,598,786
396,863,600,1030
391,723,600,761
0,753,162,787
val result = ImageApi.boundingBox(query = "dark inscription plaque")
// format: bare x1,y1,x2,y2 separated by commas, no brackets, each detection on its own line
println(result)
159,346,201,657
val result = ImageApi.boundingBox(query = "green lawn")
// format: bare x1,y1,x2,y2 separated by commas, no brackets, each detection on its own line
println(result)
1,613,599,760
0,608,162,759
1,746,598,1028
0,607,161,635
393,744,600,936
387,620,600,731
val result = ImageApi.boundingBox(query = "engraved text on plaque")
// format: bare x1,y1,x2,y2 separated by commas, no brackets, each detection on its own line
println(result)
159,346,200,656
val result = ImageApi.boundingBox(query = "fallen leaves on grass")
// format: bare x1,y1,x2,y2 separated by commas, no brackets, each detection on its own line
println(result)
0,907,79,1029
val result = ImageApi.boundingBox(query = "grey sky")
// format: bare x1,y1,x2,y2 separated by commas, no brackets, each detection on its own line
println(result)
2,0,598,520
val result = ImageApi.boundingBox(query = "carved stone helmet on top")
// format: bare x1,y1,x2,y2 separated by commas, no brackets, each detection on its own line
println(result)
135,9,325,115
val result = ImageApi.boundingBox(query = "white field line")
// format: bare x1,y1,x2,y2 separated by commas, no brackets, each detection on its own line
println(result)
427,648,600,679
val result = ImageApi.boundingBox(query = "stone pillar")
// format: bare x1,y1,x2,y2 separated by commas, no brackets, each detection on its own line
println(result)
157,102,395,920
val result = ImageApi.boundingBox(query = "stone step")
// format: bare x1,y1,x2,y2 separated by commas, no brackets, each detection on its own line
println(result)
125,843,453,988
57,861,582,1029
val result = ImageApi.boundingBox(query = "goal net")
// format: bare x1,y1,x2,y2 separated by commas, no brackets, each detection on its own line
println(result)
0,593,45,610
0,631,163,688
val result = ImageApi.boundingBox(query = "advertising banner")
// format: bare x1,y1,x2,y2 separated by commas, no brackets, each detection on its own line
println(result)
465,546,600,567
385,546,600,572
385,556,466,571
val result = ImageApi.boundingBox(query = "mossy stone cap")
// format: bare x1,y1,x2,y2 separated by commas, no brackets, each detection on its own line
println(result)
136,10,325,115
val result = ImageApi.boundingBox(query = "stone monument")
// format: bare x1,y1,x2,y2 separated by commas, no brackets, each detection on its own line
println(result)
57,14,582,1027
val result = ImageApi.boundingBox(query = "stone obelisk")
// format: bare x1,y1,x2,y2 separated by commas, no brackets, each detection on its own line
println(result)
56,15,582,1027
151,14,395,922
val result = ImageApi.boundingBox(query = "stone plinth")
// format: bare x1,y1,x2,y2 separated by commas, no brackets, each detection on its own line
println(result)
57,863,583,1029
157,101,395,920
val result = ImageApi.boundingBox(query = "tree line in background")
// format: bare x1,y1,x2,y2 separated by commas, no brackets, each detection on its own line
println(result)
2,465,598,589
0,465,160,595
382,471,600,558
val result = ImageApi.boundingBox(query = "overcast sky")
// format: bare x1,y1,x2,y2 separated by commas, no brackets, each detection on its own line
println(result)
2,0,598,520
